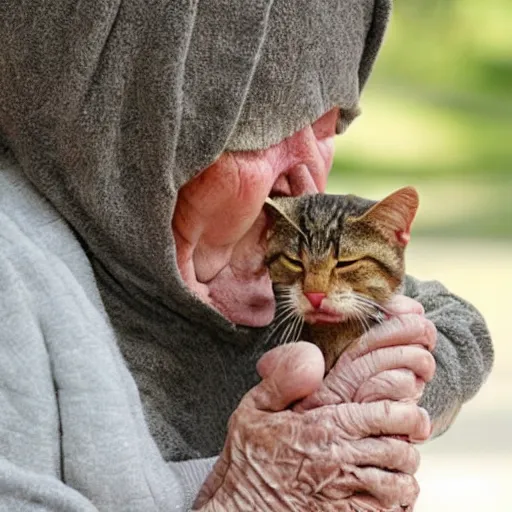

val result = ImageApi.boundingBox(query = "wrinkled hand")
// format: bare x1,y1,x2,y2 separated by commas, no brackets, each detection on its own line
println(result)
295,296,437,417
194,342,430,511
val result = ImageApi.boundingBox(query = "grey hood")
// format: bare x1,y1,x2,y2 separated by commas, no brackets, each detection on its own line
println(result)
0,0,390,331
0,0,391,459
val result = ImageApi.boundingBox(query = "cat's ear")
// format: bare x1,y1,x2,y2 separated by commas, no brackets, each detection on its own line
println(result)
359,187,419,246
264,197,306,239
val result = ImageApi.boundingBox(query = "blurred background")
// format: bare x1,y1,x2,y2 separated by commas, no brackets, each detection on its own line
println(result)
326,0,512,510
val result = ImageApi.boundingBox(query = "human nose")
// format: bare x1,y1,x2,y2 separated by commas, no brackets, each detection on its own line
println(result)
280,124,333,196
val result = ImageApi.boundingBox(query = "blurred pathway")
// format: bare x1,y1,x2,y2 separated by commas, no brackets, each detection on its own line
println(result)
406,238,511,511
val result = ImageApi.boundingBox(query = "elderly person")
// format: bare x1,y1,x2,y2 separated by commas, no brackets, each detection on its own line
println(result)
0,1,492,510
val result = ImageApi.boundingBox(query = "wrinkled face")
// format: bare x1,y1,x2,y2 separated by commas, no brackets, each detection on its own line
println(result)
172,108,342,326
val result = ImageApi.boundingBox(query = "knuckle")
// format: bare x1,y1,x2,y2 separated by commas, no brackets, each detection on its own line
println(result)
402,474,420,499
415,300,425,316
389,438,421,473
395,313,424,335
394,314,410,329
325,374,352,402
417,406,431,433
424,319,438,347
411,348,436,379
422,351,436,379
382,399,394,418
403,297,425,316
367,350,380,372
418,406,431,424
407,444,421,473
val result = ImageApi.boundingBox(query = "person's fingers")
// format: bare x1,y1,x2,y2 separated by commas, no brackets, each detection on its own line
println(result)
346,345,436,390
354,369,425,403
247,341,324,411
331,436,420,475
196,399,425,510
295,345,435,411
347,313,437,360
296,444,420,509
384,294,424,316
293,382,346,412
315,401,431,442
255,341,300,378
346,466,420,510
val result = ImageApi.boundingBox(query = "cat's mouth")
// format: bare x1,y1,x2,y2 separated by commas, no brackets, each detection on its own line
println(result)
304,303,346,324
304,311,345,324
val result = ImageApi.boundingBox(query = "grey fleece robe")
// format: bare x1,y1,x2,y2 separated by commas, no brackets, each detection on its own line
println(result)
0,0,493,510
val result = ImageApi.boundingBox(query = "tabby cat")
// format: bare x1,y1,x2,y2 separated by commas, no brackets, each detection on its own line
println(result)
264,186,419,372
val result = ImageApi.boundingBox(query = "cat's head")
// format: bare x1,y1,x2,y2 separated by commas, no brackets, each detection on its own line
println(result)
264,187,419,325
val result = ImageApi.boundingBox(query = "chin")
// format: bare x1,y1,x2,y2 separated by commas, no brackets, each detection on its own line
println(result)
232,299,276,327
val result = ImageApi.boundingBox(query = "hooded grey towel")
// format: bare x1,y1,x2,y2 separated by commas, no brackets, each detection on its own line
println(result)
0,0,493,510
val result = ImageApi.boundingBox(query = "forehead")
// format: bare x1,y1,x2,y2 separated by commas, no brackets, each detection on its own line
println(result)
297,194,375,259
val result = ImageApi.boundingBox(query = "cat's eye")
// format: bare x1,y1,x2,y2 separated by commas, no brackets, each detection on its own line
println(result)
279,254,304,273
336,259,359,269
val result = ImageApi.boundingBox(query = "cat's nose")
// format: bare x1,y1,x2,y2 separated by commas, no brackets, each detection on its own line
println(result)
305,292,326,309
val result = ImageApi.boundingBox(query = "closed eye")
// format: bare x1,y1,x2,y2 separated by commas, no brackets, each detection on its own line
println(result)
279,254,304,272
336,259,359,269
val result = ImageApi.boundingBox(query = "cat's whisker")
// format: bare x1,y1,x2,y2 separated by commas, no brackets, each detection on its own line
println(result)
353,299,378,331
266,319,291,344
265,321,289,346
276,294,293,309
274,300,294,312
273,284,294,295
352,297,389,329
273,295,295,309
266,309,298,345
297,315,304,338
273,290,293,301
276,301,296,312
351,304,372,333
353,294,381,310
353,293,392,316
354,299,374,314
369,311,386,325
360,311,372,333
328,293,375,333
288,315,304,344
271,289,301,334
351,312,365,334
280,319,295,346
352,295,389,324
274,291,295,305
272,305,297,324
279,315,299,346
286,314,304,345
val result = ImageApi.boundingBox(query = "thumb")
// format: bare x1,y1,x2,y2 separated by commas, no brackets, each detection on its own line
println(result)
246,342,324,412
